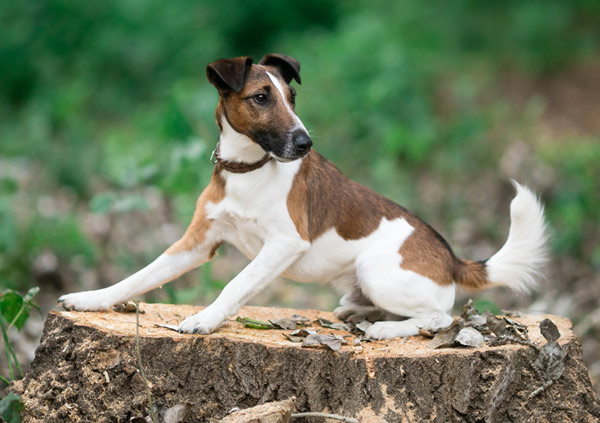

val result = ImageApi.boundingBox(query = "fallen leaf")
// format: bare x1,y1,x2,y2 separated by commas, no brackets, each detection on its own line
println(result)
316,317,351,332
540,318,560,342
430,325,460,349
302,333,346,351
289,328,315,337
455,327,484,348
461,299,478,319
270,318,297,330
163,403,190,423
113,303,144,313
355,321,373,334
486,315,507,336
291,314,310,325
235,317,273,329
283,333,305,343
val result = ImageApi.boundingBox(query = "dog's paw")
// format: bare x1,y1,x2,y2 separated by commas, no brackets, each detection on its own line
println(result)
365,321,419,340
177,310,225,335
334,305,390,323
58,291,114,311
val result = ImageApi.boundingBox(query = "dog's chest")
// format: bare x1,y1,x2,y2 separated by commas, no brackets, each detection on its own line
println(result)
206,162,302,259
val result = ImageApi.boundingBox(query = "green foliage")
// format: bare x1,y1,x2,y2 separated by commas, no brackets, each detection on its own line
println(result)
0,393,23,423
0,0,599,303
473,298,502,316
0,288,40,332
541,138,600,267
0,287,40,385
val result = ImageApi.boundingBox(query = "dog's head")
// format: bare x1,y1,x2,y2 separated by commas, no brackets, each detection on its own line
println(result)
207,54,312,161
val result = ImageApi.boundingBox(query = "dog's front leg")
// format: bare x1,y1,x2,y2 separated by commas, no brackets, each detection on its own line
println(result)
178,237,309,334
58,232,221,311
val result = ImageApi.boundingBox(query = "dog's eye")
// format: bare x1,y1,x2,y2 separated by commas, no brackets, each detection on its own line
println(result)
290,93,296,106
253,94,268,105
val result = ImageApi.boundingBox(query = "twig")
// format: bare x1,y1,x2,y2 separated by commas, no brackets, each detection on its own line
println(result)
528,380,554,399
134,300,159,423
498,335,540,351
292,411,359,423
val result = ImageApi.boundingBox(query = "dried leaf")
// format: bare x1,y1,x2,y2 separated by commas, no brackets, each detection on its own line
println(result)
419,328,435,338
355,320,373,334
465,313,488,330
163,403,190,423
283,334,305,343
290,328,315,337
316,317,351,332
540,318,560,342
113,302,144,313
291,314,310,325
455,327,484,348
534,342,565,381
430,325,460,349
301,333,323,348
486,315,507,336
235,317,273,329
302,333,346,351
461,299,478,319
270,318,297,330
503,317,528,339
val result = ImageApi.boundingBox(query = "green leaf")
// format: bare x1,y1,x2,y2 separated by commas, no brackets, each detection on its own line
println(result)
0,393,24,423
235,317,273,330
0,292,29,330
473,298,502,315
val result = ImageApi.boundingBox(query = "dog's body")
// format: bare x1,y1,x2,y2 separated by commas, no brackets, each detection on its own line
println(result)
59,54,548,339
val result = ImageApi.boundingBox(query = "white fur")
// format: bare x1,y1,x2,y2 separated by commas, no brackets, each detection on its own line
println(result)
58,250,206,311
217,118,266,163
485,181,548,293
266,71,307,132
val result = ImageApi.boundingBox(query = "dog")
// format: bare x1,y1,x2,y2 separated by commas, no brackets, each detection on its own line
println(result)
59,54,548,339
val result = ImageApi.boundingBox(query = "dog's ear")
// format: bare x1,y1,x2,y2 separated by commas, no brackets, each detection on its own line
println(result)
259,54,301,85
206,56,253,93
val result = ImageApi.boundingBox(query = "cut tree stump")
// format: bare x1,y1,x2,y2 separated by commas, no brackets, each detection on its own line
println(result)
10,303,600,423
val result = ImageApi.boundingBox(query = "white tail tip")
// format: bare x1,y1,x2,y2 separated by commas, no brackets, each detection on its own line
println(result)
485,180,549,293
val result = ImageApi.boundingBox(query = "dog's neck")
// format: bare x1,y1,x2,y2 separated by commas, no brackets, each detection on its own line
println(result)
217,117,268,164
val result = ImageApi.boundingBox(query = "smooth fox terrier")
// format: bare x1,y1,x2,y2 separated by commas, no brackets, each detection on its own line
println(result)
59,54,548,339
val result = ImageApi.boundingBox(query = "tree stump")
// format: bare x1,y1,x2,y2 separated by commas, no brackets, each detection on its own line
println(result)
10,304,600,422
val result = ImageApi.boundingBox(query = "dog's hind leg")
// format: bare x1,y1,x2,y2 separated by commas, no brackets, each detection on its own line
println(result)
355,246,455,340
334,288,400,323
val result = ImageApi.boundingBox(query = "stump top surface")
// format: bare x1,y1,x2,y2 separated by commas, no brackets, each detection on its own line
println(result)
54,303,573,359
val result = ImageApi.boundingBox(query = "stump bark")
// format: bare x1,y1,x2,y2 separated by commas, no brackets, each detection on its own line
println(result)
11,303,600,423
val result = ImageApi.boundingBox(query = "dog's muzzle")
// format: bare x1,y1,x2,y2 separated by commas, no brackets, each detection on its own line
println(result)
292,130,312,153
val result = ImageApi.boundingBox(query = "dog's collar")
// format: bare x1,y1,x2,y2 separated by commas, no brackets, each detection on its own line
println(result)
210,144,272,174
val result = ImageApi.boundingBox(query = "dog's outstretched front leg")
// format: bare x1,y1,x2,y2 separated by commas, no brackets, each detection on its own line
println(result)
58,235,220,311
178,237,309,334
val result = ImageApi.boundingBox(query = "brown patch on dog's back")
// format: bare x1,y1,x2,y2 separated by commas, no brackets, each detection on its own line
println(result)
287,151,464,286
165,169,226,255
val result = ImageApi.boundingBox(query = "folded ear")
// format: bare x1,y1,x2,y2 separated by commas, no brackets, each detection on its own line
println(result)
259,53,301,85
206,56,254,93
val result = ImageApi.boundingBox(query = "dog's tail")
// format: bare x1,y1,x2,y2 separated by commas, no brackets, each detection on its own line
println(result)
454,181,548,293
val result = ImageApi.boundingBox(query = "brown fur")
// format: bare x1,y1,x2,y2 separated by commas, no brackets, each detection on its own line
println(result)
287,150,486,286
453,259,489,289
216,65,297,144
165,170,226,255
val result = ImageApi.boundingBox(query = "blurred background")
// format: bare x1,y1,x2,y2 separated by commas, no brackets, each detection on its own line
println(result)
1,0,599,393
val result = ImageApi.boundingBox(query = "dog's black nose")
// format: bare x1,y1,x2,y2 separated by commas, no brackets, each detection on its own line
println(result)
292,130,312,151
